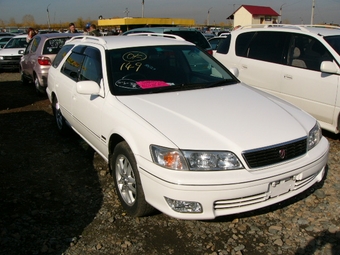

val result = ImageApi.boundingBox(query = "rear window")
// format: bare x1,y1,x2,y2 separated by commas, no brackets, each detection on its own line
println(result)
43,37,71,55
164,31,211,50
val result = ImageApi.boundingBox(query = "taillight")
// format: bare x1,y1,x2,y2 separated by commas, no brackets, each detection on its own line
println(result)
206,49,213,55
37,56,51,66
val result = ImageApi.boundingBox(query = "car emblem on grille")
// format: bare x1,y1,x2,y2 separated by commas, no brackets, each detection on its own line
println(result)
279,149,286,159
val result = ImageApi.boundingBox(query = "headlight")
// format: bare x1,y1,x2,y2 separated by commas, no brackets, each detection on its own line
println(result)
0,56,4,60
183,150,243,170
150,145,243,171
308,122,322,151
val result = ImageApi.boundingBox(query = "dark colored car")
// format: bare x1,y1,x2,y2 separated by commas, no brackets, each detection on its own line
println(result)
123,27,212,54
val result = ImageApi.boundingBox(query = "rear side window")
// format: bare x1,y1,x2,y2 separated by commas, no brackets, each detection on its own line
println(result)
31,37,41,53
237,31,289,64
52,44,73,68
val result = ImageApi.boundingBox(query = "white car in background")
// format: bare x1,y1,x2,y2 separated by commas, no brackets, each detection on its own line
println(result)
214,24,340,134
0,34,27,70
46,34,329,220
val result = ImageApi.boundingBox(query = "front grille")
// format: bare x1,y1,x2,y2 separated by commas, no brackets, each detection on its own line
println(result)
242,137,307,169
4,56,21,60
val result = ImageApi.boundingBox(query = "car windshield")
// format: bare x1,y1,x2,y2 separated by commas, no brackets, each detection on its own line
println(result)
4,37,27,49
108,45,237,95
324,35,340,55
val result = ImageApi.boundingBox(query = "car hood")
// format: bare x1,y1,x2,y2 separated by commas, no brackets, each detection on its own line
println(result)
117,84,314,151
0,48,25,56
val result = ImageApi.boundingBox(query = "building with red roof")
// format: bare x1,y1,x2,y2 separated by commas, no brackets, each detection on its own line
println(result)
228,5,280,28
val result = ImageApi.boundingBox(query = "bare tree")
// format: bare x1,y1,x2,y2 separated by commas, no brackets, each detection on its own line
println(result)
8,18,17,27
22,15,36,27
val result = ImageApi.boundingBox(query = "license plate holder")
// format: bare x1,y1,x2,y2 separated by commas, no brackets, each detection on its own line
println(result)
269,178,295,197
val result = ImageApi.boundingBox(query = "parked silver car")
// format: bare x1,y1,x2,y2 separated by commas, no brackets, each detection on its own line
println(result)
20,33,74,94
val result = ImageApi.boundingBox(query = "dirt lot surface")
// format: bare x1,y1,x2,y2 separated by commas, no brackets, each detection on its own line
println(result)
1,71,340,255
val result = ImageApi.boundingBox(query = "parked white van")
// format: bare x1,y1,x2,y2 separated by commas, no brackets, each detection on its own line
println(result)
214,24,340,134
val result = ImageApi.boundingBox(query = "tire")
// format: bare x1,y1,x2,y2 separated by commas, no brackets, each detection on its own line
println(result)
111,141,155,217
52,96,69,134
34,75,45,96
20,70,29,85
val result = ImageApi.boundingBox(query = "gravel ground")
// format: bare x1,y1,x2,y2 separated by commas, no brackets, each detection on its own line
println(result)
1,71,340,255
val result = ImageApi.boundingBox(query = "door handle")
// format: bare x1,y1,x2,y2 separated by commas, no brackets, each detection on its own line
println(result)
284,74,293,79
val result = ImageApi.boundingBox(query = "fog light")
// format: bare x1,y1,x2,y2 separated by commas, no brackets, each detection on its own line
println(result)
165,197,202,213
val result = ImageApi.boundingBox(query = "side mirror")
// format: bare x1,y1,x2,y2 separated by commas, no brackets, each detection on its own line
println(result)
76,80,100,95
320,61,338,74
229,67,239,78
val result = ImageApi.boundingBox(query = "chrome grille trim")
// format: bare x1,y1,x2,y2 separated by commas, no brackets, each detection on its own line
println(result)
214,171,319,210
242,137,307,169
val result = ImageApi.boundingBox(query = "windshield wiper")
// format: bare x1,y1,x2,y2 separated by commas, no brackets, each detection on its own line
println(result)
206,79,237,88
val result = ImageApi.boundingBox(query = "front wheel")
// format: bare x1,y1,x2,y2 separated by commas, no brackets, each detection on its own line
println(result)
111,141,155,217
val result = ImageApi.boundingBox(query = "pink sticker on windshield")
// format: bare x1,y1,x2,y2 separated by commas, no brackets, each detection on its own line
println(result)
137,80,169,89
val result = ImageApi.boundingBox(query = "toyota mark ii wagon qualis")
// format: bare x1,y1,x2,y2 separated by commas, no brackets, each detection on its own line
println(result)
46,34,329,220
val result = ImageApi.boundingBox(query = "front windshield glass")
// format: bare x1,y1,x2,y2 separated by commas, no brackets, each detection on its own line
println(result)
324,35,340,55
108,45,237,95
4,37,27,49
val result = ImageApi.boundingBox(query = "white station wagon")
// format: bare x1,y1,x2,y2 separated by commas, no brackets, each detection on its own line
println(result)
46,35,329,220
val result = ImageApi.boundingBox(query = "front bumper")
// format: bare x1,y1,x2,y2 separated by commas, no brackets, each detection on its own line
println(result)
138,137,329,220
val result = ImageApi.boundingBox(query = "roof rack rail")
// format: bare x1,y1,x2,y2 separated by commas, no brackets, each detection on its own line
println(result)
67,35,107,45
238,24,340,32
126,33,186,41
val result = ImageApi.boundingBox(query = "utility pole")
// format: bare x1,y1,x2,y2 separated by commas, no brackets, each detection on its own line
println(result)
311,0,315,25
207,7,212,26
47,4,51,30
279,3,286,24
142,0,145,18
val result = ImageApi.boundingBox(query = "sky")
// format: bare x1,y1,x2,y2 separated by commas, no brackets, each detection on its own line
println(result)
1,0,339,27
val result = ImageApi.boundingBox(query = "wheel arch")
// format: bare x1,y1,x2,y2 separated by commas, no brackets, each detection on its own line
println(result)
108,134,125,173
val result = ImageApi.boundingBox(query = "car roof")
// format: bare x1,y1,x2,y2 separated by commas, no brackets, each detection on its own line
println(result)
233,24,340,37
11,34,27,39
66,34,194,50
35,33,74,39
0,32,16,36
124,27,201,33
0,36,14,39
